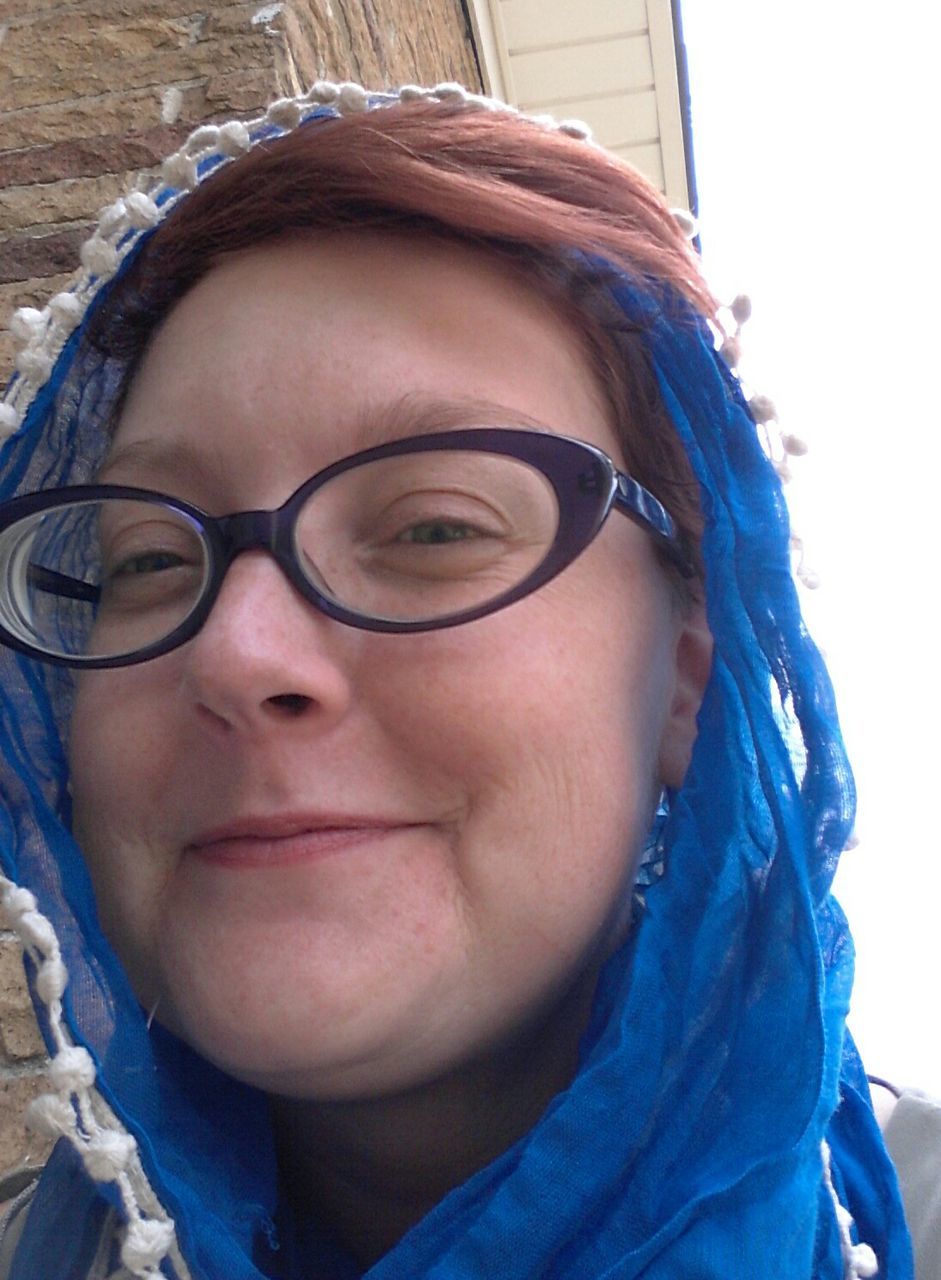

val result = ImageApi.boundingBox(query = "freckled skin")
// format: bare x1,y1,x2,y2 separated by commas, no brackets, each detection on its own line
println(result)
69,232,707,1102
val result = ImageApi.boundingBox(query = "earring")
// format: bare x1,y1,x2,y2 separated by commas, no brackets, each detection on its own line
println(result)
632,789,671,920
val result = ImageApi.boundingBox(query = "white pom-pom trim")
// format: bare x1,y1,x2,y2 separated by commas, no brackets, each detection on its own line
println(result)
306,80,339,104
822,1141,879,1280
48,1044,97,1093
26,1093,77,1138
850,1243,879,1277
1,884,37,920
337,82,369,113
83,1130,138,1182
433,82,469,101
97,199,128,240
671,208,698,239
266,97,302,128
124,191,160,230
9,307,45,345
121,1218,177,1273
36,956,68,1002
782,432,808,457
48,291,84,324
217,120,251,156
0,402,22,437
748,393,778,424
558,118,593,140
185,124,221,152
13,348,54,384
719,336,742,367
161,151,198,191
730,293,753,325
80,235,119,278
16,909,58,952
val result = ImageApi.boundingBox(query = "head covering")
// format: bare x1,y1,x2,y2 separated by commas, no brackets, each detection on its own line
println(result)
0,84,913,1279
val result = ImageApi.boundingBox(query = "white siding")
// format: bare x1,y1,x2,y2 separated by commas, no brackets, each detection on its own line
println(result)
510,35,654,107
541,89,660,150
466,0,690,208
499,0,648,50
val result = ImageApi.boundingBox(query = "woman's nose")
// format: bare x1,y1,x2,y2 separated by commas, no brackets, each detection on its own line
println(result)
181,551,353,734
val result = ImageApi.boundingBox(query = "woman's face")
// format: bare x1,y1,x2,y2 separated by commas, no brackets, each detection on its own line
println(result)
69,233,707,1099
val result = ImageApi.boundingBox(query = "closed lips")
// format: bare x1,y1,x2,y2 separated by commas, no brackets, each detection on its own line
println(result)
185,815,421,867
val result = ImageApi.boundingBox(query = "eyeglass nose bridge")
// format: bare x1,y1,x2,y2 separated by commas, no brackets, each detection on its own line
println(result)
214,507,282,562
205,503,317,610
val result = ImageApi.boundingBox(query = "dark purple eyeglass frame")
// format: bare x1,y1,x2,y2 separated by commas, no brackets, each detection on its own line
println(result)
0,428,692,669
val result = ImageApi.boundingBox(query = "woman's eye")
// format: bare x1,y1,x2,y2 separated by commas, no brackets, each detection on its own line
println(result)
397,521,481,545
108,550,187,578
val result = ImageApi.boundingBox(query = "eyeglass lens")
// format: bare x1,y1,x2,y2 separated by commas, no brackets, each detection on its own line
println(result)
0,449,561,662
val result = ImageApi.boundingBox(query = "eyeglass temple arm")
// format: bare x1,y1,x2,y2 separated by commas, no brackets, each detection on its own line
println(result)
27,564,101,604
612,474,694,578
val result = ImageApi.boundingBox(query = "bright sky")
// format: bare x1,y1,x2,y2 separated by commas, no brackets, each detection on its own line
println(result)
680,2,941,1095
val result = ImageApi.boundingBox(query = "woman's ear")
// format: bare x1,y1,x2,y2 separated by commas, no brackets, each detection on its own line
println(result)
657,600,713,788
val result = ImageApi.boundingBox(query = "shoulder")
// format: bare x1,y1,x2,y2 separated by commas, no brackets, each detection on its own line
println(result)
882,1088,941,1278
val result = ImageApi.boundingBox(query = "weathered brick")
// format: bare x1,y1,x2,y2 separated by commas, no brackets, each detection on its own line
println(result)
202,66,278,112
4,0,254,27
0,334,13,384
1,13,197,79
285,0,479,90
0,228,90,288
0,941,45,1064
0,173,131,234
0,83,214,151
0,272,75,322
0,125,192,188
0,1074,55,1178
3,32,282,110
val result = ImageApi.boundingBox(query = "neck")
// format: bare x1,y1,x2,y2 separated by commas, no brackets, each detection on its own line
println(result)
270,976,597,1267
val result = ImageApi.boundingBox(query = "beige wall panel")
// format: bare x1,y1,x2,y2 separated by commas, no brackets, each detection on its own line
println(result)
511,34,653,109
536,89,659,150
611,140,665,191
646,0,688,207
498,0,647,51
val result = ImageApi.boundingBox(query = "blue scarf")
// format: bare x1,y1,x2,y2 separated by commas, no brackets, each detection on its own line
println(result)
0,91,913,1279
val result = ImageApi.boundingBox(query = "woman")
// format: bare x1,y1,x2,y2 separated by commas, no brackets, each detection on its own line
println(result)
0,82,924,1277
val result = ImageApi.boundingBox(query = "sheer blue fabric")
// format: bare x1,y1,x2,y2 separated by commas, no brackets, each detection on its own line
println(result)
0,98,913,1278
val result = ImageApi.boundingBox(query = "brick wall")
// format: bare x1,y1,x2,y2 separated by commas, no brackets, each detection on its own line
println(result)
0,0,480,1187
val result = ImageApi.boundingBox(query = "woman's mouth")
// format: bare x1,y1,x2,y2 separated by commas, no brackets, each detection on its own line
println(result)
185,815,421,868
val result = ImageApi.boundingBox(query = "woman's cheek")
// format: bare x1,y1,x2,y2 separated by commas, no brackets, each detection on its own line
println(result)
70,678,180,976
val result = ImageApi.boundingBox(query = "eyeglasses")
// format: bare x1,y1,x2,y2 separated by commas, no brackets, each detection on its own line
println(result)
0,428,691,669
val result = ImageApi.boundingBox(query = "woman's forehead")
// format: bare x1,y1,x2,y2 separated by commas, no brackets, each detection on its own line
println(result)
110,233,621,486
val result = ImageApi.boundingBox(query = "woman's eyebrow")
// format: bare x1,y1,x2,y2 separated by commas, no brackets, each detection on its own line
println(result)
95,438,220,488
344,394,549,453
95,398,550,486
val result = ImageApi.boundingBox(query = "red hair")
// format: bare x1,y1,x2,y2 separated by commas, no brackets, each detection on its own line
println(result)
91,99,711,578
